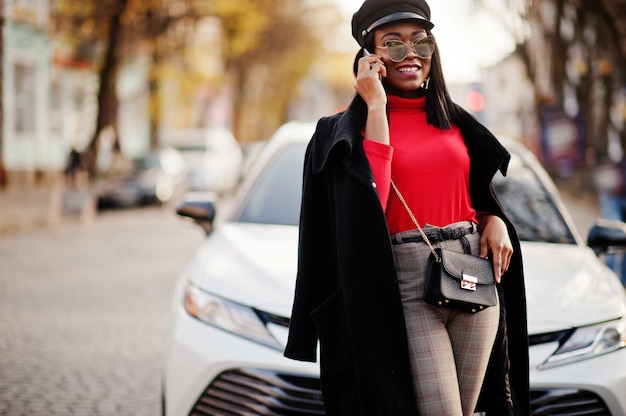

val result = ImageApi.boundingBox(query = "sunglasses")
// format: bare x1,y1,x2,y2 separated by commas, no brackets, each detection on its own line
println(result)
375,37,436,62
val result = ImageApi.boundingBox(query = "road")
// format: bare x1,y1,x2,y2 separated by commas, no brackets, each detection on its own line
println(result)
0,206,204,415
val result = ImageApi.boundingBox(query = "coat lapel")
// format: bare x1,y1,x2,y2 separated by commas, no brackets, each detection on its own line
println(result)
310,107,374,187
453,105,511,181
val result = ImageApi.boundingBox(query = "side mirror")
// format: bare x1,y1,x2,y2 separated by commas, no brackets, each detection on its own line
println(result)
587,219,626,255
176,200,216,235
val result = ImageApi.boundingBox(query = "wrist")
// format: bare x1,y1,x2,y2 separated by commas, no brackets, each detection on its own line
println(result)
365,105,390,145
367,102,387,113
476,212,492,232
476,212,491,221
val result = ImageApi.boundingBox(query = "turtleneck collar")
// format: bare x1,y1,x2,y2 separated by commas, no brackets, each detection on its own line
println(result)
387,94,426,111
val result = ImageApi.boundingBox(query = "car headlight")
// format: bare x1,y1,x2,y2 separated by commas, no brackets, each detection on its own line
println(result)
184,282,282,351
540,317,626,369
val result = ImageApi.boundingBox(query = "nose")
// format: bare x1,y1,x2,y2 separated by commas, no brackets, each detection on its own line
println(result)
406,44,419,59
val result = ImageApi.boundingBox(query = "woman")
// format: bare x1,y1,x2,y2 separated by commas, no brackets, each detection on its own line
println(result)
284,0,530,414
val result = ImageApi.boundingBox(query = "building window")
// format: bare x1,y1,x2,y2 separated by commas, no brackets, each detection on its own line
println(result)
15,62,36,133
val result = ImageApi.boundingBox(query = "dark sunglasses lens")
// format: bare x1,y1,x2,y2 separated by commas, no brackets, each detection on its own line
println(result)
387,43,408,62
385,39,434,62
414,38,435,59
414,44,434,59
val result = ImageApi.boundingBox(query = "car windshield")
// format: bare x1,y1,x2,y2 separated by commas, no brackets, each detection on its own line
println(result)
237,143,307,226
236,141,576,244
493,152,575,244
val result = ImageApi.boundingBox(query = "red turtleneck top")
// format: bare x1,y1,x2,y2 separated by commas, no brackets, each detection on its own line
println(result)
363,95,477,234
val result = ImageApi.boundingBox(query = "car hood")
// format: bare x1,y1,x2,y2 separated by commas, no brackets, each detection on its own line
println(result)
188,224,626,333
521,241,626,335
187,222,299,317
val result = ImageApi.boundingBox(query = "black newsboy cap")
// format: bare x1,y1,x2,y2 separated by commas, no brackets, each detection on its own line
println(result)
352,0,434,46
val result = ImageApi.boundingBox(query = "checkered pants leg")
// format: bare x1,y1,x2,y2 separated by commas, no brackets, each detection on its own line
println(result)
392,223,500,416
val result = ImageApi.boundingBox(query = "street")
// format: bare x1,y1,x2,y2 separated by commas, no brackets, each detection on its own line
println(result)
0,206,204,415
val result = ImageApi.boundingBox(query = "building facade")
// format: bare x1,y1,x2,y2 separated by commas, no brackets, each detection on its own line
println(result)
1,0,98,189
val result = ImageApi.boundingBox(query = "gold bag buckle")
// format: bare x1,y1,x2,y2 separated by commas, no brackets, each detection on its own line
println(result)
461,273,478,291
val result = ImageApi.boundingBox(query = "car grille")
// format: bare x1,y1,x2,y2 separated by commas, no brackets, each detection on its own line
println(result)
189,368,325,415
189,369,613,416
530,388,612,416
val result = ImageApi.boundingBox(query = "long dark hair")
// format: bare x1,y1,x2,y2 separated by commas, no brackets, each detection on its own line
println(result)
351,28,459,130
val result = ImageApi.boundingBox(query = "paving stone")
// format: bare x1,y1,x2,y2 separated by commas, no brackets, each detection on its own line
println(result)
0,207,203,415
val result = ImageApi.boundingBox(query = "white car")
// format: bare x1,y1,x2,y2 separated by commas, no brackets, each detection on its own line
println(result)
163,122,626,415
176,127,243,194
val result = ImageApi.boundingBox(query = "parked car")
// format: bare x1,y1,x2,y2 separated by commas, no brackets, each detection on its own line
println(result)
97,147,187,208
163,122,626,415
175,127,243,194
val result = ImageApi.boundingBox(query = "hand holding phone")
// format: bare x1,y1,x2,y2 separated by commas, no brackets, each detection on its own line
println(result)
363,49,383,81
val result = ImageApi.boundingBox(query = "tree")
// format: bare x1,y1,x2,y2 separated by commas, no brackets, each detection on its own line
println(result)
197,0,341,142
225,2,315,141
481,0,626,178
52,0,130,177
51,0,342,177
0,6,4,187
84,0,130,176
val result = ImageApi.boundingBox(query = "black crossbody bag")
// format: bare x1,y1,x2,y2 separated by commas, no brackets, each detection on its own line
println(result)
391,180,497,314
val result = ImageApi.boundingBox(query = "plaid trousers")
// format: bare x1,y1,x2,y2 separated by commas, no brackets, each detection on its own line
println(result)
391,221,499,416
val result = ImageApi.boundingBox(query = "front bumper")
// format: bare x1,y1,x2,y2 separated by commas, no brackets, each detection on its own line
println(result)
165,305,626,415
529,342,626,415
163,305,319,416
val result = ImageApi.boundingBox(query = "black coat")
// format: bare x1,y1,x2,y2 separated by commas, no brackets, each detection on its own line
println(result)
284,99,530,416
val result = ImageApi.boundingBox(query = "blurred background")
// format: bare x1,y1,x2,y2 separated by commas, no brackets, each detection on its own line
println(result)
2,1,626,415
1,0,625,223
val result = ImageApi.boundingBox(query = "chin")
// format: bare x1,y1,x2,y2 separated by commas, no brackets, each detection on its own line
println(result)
387,84,424,97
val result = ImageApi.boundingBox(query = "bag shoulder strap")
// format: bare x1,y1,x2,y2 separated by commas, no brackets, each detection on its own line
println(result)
390,179,441,262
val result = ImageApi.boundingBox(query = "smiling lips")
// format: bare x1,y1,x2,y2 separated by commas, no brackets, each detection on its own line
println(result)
398,65,421,74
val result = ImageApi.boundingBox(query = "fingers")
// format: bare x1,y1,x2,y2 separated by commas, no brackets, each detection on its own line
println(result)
355,54,385,85
490,247,511,283
477,215,513,283
354,55,387,107
485,243,512,283
360,53,385,72
479,242,489,260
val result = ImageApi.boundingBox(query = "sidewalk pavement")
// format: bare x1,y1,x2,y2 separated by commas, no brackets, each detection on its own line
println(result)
0,186,97,235
0,183,602,238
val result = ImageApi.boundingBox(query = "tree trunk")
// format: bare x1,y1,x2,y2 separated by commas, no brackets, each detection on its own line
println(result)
83,0,129,177
148,50,161,150
146,6,171,150
0,10,5,188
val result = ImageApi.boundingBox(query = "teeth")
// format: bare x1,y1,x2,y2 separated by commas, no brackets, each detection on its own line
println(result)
398,67,419,73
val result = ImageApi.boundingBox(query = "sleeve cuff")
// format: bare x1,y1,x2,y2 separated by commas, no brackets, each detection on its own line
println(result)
363,139,393,160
